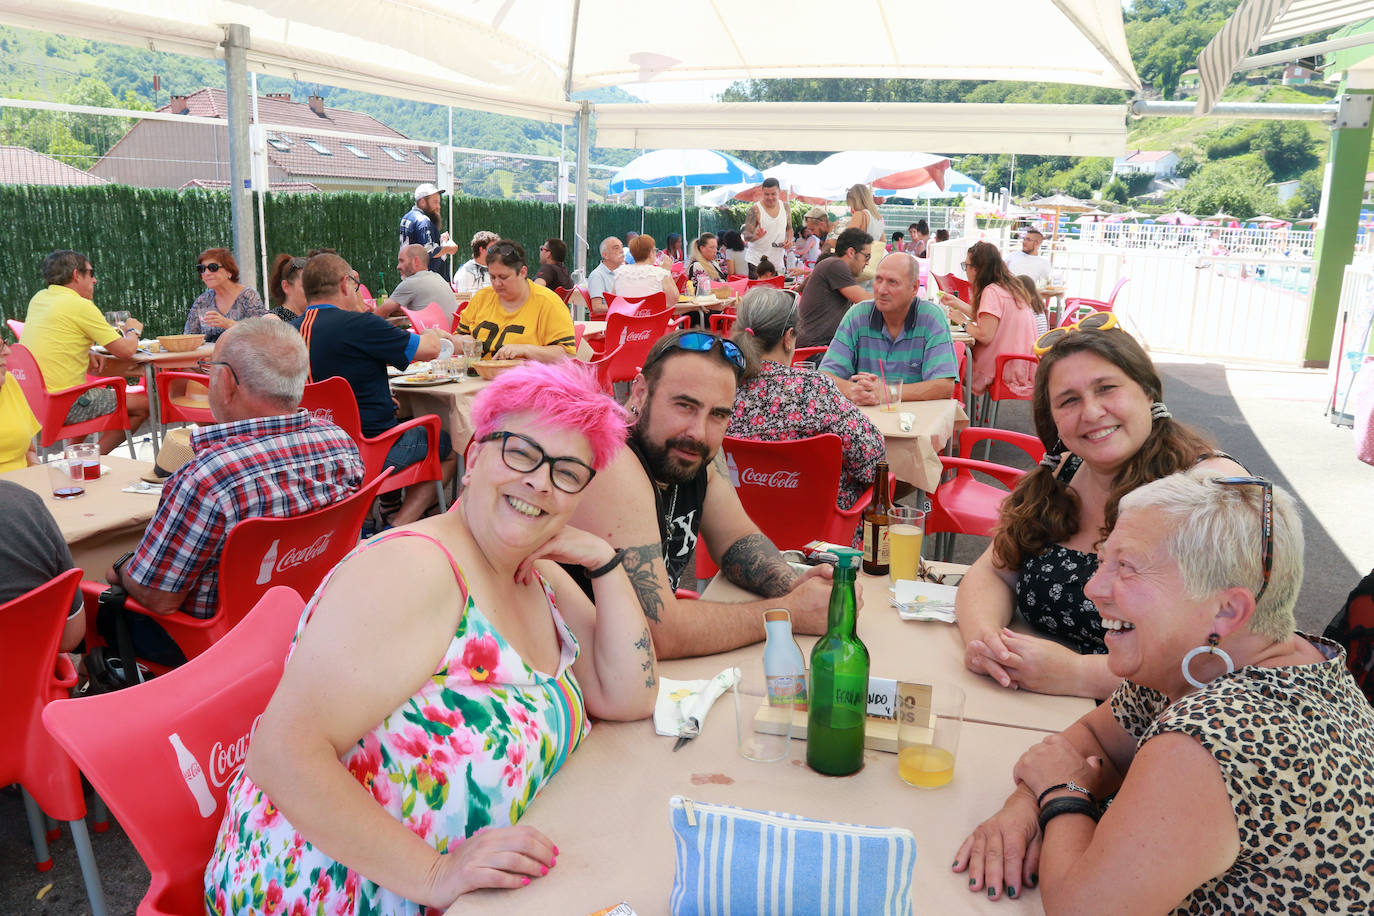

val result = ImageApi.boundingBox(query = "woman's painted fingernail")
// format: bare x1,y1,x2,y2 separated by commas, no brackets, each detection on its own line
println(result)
987,887,996,898
1030,873,1039,887
951,860,960,868
521,877,530,886
550,857,557,868
553,845,559,856
969,878,976,887
1007,885,1018,899
541,866,548,876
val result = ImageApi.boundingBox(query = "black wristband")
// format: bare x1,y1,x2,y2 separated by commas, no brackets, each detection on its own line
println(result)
1037,796,1100,833
1037,781,1095,806
585,548,627,580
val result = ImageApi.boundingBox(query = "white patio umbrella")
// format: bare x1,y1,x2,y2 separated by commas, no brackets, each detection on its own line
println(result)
699,163,834,206
812,151,952,192
607,148,765,245
880,168,984,199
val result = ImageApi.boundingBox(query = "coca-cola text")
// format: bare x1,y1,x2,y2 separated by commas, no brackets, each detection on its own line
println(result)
208,714,264,788
276,534,332,573
739,468,801,489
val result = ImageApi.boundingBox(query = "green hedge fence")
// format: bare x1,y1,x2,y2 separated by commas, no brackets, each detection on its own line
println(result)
0,185,749,337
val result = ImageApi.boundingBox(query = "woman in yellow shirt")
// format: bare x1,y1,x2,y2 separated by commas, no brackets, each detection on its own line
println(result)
0,339,40,471
455,240,577,363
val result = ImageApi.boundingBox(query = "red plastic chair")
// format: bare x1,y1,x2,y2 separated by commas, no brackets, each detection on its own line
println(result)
978,352,1038,433
747,276,786,289
8,343,135,458
2,568,109,915
933,273,972,301
552,286,575,305
154,370,214,427
1063,277,1127,317
952,340,969,409
792,346,826,366
696,435,891,577
926,427,1044,560
82,471,387,667
300,375,448,512
606,291,668,318
588,341,627,394
7,317,23,338
726,274,748,283
44,586,307,916
725,278,749,297
586,308,674,361
708,311,738,335
400,301,447,333
449,300,470,334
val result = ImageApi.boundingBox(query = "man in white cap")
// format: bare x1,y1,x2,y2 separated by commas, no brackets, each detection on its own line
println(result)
400,182,459,282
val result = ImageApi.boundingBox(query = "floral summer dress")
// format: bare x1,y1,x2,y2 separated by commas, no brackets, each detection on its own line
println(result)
204,530,589,916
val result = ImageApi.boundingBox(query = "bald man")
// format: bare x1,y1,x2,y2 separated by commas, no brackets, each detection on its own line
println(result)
377,244,461,321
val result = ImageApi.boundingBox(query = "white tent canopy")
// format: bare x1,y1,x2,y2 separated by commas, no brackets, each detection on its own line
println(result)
0,0,1140,129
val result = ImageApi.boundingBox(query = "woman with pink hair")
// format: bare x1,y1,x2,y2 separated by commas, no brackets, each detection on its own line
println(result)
206,361,655,916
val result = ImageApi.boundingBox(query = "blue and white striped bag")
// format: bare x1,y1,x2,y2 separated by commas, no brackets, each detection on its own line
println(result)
668,795,916,916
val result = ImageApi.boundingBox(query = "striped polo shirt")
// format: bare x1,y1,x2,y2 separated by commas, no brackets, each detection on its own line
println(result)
818,298,958,383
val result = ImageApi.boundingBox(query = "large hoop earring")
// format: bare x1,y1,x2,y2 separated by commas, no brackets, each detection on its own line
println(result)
1181,632,1234,689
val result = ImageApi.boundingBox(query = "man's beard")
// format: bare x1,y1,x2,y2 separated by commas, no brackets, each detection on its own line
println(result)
632,403,710,485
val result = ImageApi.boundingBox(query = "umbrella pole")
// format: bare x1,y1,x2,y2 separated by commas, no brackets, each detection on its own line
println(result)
681,181,688,255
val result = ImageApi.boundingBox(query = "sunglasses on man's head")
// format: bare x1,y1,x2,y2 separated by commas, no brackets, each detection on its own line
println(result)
1032,310,1118,358
196,263,223,275
642,331,746,375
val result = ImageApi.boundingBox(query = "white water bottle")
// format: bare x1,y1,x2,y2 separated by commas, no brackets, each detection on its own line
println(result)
762,609,808,710
256,539,279,586
169,732,217,818
725,451,740,488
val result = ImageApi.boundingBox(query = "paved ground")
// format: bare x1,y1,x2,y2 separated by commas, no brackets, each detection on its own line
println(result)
3,356,1369,915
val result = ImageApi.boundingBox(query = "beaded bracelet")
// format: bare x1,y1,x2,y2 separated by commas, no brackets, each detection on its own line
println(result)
1037,780,1095,806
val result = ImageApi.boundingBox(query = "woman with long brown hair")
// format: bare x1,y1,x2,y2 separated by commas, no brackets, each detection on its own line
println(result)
954,325,1245,698
940,241,1037,399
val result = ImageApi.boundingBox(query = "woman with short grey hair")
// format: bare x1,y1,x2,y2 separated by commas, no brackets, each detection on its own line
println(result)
955,467,1374,911
728,288,884,544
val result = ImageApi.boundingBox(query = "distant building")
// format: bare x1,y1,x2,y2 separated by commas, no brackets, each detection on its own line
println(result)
1282,62,1319,85
0,146,109,186
1178,69,1200,91
91,88,436,193
1270,179,1302,203
1112,150,1181,179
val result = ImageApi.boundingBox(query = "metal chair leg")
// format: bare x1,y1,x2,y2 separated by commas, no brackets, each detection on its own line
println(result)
68,818,109,916
434,479,449,513
124,429,137,459
89,791,110,832
20,787,53,871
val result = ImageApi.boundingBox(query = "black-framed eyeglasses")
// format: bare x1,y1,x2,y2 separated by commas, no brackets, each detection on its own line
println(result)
1211,476,1274,604
80,266,96,278
642,331,746,376
196,358,239,385
480,431,596,494
346,275,360,288
196,263,223,275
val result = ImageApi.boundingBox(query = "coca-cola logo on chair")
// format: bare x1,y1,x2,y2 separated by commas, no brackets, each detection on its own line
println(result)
739,468,801,489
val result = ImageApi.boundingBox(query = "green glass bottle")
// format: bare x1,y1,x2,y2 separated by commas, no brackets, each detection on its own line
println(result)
806,547,870,776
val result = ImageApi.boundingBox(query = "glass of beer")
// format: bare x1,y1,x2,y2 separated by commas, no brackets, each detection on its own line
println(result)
888,506,926,585
896,682,964,789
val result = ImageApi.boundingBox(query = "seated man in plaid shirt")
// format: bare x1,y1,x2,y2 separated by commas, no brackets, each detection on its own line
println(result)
104,317,363,664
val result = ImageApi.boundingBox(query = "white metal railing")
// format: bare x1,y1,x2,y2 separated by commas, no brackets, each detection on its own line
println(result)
1328,263,1374,425
1027,242,1317,365
1074,221,1316,258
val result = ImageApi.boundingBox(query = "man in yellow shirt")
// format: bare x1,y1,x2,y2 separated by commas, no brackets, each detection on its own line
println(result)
22,250,150,453
456,240,577,363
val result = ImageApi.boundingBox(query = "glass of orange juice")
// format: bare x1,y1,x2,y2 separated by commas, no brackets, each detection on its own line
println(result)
888,506,926,585
896,682,964,789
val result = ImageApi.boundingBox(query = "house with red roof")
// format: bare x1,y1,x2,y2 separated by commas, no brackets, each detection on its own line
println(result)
91,88,437,193
1111,149,1180,179
0,146,110,187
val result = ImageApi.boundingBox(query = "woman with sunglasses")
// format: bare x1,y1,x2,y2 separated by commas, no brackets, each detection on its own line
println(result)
266,253,308,321
955,469,1374,910
939,241,1038,400
186,247,266,341
956,323,1246,699
727,288,884,545
207,360,655,915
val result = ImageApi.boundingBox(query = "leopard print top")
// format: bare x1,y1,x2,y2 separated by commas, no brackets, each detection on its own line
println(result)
1112,634,1374,914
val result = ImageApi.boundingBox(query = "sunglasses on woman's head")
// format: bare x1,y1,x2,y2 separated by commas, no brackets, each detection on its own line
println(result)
1032,310,1118,358
1210,476,1274,604
196,263,223,275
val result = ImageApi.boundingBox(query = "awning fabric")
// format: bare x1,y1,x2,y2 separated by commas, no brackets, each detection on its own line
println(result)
0,0,1141,142
1195,0,1374,114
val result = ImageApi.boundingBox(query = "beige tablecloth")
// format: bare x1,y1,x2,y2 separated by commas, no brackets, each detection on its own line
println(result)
457,715,1051,915
859,399,968,493
4,455,158,578
389,375,492,453
680,568,1093,735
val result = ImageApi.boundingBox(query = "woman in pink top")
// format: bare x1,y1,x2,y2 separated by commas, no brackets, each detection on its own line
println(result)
940,241,1037,398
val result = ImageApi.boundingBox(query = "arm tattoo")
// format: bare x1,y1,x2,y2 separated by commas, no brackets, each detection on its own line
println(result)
743,205,760,237
634,627,657,688
720,533,796,598
621,543,666,624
